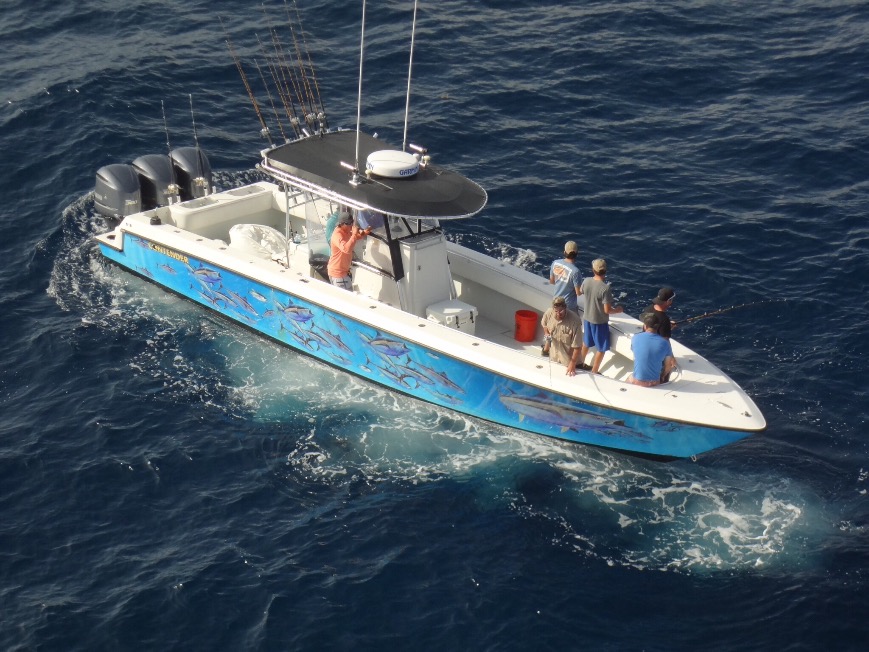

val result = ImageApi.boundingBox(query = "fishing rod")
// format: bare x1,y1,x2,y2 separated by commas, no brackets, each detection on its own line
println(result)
219,15,273,145
673,298,788,326
254,57,288,142
160,100,180,205
283,0,318,132
271,27,309,122
188,94,210,197
277,31,309,132
256,32,302,138
261,3,310,124
288,0,327,132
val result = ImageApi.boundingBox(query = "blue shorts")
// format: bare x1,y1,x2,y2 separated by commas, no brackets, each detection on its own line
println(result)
582,321,611,352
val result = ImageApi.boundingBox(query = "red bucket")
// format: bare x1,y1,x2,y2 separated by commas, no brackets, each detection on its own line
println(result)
514,309,538,342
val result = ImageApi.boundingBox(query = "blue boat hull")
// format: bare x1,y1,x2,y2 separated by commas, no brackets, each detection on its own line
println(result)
98,233,751,459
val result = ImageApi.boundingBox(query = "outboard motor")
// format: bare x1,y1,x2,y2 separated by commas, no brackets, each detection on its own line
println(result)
94,163,141,219
171,146,213,201
132,154,179,210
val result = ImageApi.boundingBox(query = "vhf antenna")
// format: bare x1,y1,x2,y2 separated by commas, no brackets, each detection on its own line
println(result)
351,0,367,186
402,0,419,152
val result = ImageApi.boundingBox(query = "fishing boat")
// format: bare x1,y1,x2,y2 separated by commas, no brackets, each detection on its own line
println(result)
92,1,765,459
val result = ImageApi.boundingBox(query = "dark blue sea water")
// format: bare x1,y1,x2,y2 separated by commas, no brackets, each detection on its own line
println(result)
2,0,868,649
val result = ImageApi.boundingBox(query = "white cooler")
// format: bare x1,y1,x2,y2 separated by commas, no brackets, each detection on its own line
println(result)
426,299,478,335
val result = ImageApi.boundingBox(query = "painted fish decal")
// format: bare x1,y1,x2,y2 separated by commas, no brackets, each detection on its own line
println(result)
372,362,415,390
278,322,318,350
327,314,349,332
361,333,410,358
275,298,315,325
311,324,352,354
499,393,648,441
224,287,258,316
188,263,222,287
392,362,436,388
411,359,465,394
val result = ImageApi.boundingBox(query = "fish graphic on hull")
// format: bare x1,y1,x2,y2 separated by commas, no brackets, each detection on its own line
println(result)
499,393,649,441
360,333,411,359
360,332,466,401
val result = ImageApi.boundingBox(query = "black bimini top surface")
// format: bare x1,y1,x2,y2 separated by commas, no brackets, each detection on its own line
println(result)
261,130,488,219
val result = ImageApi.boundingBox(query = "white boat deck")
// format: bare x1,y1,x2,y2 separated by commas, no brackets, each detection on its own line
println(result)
470,315,635,383
474,315,531,350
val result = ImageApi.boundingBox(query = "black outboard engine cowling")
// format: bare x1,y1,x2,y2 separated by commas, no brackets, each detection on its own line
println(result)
132,154,178,210
171,147,213,201
94,163,142,219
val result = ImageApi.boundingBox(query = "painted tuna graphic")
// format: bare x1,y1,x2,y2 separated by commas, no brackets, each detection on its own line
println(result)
499,393,649,441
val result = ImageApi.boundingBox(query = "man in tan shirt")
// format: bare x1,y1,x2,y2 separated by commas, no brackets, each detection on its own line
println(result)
540,296,585,376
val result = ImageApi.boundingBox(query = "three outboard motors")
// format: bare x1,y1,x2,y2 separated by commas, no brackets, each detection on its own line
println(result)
94,147,213,219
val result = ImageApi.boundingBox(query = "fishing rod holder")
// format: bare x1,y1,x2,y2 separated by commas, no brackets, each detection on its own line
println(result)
340,160,363,186
165,183,180,203
408,142,430,167
192,177,210,195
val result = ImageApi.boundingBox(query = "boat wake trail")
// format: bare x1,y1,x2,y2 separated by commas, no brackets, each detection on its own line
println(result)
47,171,274,416
543,457,805,573
254,365,807,574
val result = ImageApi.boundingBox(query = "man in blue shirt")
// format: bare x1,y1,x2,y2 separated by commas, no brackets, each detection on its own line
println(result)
545,240,582,356
629,312,677,387
549,240,582,310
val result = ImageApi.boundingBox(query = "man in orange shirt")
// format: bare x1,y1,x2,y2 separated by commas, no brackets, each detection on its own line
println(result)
327,213,371,290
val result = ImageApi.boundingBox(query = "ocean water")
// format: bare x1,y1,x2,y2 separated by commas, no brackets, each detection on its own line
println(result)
2,0,868,649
